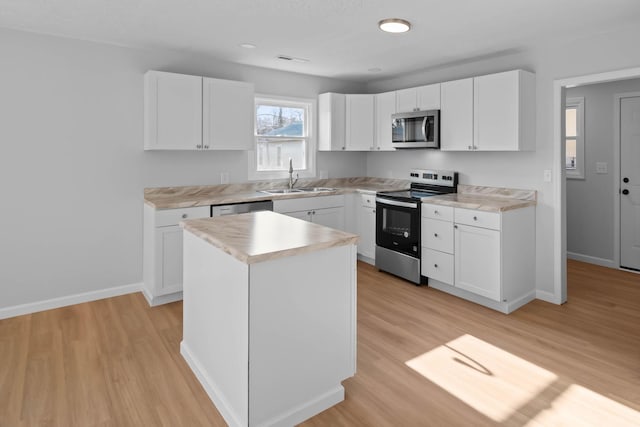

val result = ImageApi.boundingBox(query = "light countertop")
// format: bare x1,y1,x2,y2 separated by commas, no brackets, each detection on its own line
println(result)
181,211,358,264
422,194,536,212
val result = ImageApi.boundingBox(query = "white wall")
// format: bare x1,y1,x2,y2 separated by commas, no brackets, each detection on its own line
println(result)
0,28,365,310
365,22,640,299
566,78,640,264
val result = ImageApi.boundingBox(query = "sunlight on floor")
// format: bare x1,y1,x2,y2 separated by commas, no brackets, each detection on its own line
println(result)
525,384,640,426
405,334,640,426
405,334,557,422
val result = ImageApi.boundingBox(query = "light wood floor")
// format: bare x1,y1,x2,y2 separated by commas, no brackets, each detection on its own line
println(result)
1,260,639,426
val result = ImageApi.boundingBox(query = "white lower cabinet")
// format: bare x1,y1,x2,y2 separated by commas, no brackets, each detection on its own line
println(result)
357,193,376,263
421,203,535,313
143,204,210,306
274,195,346,230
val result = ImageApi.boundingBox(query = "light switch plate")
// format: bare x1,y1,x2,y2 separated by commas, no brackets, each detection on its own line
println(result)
596,162,608,174
544,169,552,182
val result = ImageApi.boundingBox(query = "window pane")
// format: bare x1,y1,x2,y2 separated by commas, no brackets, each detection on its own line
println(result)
566,138,577,169
257,138,307,171
256,105,305,136
565,107,577,137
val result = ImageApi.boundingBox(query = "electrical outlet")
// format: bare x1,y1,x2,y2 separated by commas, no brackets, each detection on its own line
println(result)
596,162,608,174
220,172,229,184
543,170,552,182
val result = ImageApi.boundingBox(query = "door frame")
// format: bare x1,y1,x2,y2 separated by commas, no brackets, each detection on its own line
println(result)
553,67,640,304
614,91,640,270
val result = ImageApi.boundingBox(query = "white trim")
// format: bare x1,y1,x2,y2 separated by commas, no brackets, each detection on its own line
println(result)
248,94,317,181
613,91,640,270
565,97,585,180
0,282,142,320
141,288,183,307
535,290,557,304
553,66,640,306
567,251,616,269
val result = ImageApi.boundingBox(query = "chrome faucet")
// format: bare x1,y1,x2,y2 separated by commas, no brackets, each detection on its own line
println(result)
288,158,299,190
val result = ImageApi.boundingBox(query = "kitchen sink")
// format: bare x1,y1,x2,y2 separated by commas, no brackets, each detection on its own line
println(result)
260,187,337,195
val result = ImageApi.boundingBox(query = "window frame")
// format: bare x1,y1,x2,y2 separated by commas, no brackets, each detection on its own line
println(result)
565,97,585,180
248,94,317,181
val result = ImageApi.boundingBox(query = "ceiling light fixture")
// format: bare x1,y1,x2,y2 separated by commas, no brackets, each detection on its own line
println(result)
239,43,256,49
378,18,411,33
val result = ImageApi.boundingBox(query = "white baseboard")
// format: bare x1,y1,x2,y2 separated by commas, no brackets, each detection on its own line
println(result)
567,251,616,269
535,290,559,304
0,282,142,320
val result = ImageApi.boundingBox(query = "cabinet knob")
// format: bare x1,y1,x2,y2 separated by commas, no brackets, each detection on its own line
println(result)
473,216,478,221
196,144,202,149
434,233,438,237
468,145,472,150
373,209,376,213
204,145,209,149
434,264,438,268
342,147,346,150
312,210,316,215
377,147,381,150
434,210,439,214
454,225,458,229
182,214,188,219
622,189,630,195
623,177,629,183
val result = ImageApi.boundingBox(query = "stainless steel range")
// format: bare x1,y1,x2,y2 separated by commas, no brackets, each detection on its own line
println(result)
375,169,458,284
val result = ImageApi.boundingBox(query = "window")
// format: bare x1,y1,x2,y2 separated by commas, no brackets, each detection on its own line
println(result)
565,97,585,179
248,95,316,180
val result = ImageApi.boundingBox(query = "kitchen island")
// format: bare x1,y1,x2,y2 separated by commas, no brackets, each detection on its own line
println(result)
180,211,358,427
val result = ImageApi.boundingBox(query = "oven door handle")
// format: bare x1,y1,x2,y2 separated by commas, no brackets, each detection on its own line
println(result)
375,197,418,209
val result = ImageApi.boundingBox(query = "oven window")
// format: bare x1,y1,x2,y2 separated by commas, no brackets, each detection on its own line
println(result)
383,208,412,238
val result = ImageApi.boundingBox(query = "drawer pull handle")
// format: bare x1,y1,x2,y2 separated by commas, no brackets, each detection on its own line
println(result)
182,214,188,219
454,225,458,229
473,216,478,221
434,264,438,268
434,233,438,237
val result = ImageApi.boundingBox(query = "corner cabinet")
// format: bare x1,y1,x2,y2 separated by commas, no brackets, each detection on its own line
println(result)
374,91,396,151
143,204,210,306
440,69,536,151
421,203,535,313
319,93,377,152
144,70,254,151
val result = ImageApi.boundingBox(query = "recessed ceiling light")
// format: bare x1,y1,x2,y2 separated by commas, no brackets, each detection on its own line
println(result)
239,43,256,49
368,67,382,73
378,18,411,33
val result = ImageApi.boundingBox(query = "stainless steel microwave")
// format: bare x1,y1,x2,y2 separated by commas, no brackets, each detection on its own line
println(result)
391,110,440,148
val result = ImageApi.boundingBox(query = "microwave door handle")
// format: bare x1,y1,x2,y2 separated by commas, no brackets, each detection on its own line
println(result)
421,116,428,142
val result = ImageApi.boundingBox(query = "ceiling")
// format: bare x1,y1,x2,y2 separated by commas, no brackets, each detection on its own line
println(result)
1,0,639,82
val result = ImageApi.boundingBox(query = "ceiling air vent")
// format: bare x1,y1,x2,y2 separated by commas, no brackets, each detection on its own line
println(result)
276,55,309,63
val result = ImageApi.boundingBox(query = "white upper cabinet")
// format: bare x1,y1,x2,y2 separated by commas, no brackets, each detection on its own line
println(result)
144,71,254,151
203,77,254,150
440,70,535,152
346,94,375,151
396,83,440,113
318,92,346,151
473,70,535,151
440,78,474,151
145,71,203,150
374,91,396,151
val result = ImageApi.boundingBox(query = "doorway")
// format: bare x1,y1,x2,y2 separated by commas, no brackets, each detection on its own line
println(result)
618,94,640,271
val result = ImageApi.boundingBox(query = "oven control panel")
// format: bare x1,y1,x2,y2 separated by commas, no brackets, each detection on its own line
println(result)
409,169,457,187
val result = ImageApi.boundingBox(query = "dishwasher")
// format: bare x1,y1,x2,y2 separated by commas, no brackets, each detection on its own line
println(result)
210,200,273,217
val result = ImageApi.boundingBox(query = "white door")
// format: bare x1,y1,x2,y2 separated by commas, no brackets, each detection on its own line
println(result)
620,96,640,270
345,95,375,151
312,207,345,231
454,224,501,301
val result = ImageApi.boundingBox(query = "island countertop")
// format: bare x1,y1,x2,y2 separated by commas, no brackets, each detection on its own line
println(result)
181,210,358,264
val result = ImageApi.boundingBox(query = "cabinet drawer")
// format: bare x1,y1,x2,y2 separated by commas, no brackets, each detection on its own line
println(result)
155,206,210,227
361,194,376,208
454,208,501,230
422,248,454,285
422,204,453,221
421,218,454,253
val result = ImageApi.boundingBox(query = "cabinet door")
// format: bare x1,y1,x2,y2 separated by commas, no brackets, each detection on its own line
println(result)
281,210,311,222
454,224,501,301
440,78,474,151
416,83,441,110
396,88,417,113
203,78,254,150
474,71,519,151
375,91,396,151
155,226,185,295
345,95,375,151
144,71,202,150
318,93,346,151
312,207,345,231
357,206,376,259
